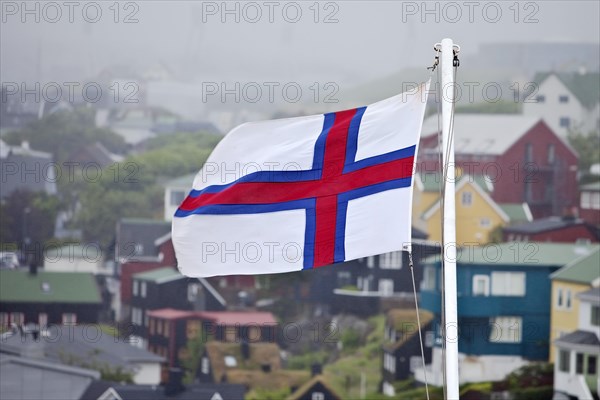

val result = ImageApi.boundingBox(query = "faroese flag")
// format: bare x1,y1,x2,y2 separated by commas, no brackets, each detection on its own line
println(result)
173,82,429,277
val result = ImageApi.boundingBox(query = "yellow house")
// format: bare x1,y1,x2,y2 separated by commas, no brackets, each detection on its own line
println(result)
548,247,600,362
415,173,531,245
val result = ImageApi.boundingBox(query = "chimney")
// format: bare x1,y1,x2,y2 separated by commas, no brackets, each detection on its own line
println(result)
164,368,185,396
240,339,250,360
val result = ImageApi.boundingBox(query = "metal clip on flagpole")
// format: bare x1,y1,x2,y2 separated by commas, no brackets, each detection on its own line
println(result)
437,38,460,400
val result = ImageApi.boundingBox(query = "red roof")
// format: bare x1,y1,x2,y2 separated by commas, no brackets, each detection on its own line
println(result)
147,308,278,325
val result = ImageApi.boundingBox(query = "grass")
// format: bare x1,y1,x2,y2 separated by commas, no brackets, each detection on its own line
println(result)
321,314,386,398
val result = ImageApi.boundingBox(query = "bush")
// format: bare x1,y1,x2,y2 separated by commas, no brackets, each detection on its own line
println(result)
511,385,554,400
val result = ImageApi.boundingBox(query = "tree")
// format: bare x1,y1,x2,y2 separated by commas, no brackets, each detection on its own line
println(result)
567,130,600,180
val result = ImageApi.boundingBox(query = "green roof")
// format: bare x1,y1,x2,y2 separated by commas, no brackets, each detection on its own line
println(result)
498,203,532,223
133,267,182,282
533,72,600,109
551,247,600,284
580,181,600,192
0,270,102,304
418,173,492,193
423,242,600,267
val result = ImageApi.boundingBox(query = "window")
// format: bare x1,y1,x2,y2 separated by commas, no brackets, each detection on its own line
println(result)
311,393,325,400
62,313,77,324
461,191,473,206
557,287,563,308
559,95,569,103
380,251,402,269
188,283,199,302
535,95,545,103
547,144,555,164
170,190,186,206
491,272,525,296
201,357,210,374
0,313,8,328
490,316,522,343
383,353,396,373
425,331,434,347
480,218,491,228
38,313,48,327
592,305,600,326
378,279,394,296
367,256,374,268
559,117,570,128
525,143,533,163
559,350,570,372
422,267,436,291
140,282,147,298
576,353,584,374
565,289,572,309
133,280,139,296
583,192,600,210
472,275,490,296
10,312,24,325
589,356,597,375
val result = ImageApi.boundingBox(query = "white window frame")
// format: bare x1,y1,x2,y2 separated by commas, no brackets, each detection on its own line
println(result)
472,275,490,296
378,279,394,296
133,280,139,296
38,313,48,327
556,287,564,308
491,272,525,296
311,393,325,400
201,357,210,374
461,191,473,206
140,281,147,298
489,316,522,343
367,256,375,269
380,251,402,269
10,312,24,325
62,313,77,325
422,266,436,291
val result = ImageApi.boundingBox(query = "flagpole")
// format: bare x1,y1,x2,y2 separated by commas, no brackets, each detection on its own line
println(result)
440,37,459,400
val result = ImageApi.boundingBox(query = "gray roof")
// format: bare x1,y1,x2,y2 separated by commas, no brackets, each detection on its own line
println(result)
555,330,600,347
504,216,589,234
80,381,246,400
421,114,541,155
0,326,164,373
116,218,171,261
577,287,600,305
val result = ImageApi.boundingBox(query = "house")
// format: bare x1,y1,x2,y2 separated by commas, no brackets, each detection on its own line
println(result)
0,325,165,385
580,181,600,226
287,375,342,400
553,287,600,400
330,230,439,317
129,267,227,347
115,218,174,321
0,140,57,199
147,308,278,369
198,341,309,392
418,115,579,218
523,72,600,137
549,247,600,362
0,268,102,327
417,173,533,244
65,142,123,169
0,353,100,400
503,216,599,243
43,243,111,275
381,309,434,397
163,174,195,221
415,242,599,386
80,371,245,400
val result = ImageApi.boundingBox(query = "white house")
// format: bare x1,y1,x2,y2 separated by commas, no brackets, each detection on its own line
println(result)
163,174,195,221
523,72,600,137
554,287,600,400
43,244,109,275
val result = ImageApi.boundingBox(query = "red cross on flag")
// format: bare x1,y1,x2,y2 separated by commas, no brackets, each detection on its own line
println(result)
172,81,430,277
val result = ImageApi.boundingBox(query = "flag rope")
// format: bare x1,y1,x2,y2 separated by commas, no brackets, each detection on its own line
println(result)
409,249,430,400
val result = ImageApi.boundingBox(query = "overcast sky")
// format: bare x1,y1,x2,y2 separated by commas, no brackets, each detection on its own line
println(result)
1,1,599,86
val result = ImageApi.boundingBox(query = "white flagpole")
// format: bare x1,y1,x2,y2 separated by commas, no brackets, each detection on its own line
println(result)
440,37,459,400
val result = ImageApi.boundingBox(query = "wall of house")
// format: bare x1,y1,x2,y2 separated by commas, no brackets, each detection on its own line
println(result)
424,182,506,245
0,302,101,325
133,362,162,385
549,280,589,362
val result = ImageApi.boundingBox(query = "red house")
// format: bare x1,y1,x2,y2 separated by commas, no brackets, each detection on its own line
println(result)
503,216,599,243
579,181,600,226
418,115,579,218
